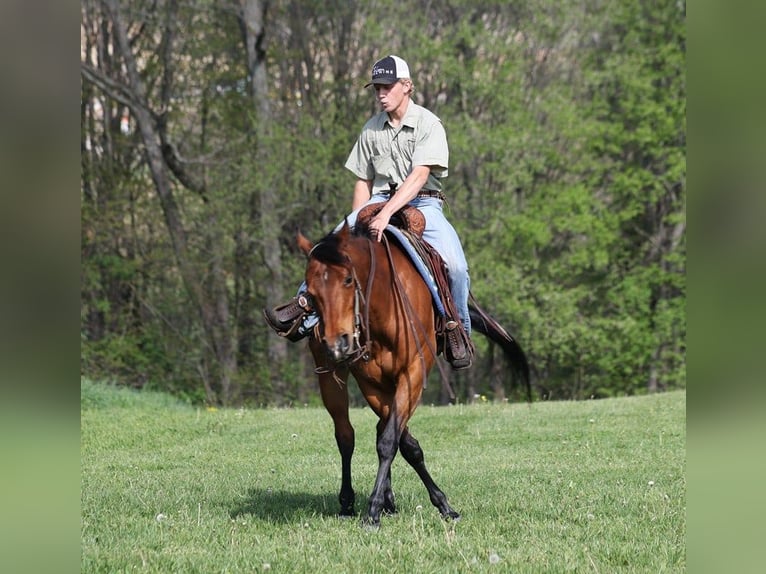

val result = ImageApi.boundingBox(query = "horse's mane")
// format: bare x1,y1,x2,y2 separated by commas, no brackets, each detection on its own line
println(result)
309,230,360,265
351,217,374,239
309,224,372,266
308,232,346,265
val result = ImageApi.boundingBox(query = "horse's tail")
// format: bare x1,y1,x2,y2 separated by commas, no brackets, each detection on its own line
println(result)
468,293,532,403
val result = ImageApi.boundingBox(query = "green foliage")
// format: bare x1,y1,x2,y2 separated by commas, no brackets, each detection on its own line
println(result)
81,0,685,403
81,386,685,572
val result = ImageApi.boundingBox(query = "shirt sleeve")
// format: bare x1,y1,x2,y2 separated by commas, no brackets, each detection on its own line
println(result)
411,117,449,178
344,131,375,181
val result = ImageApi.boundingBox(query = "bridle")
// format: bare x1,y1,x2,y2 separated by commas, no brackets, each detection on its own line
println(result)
313,240,375,379
347,261,372,364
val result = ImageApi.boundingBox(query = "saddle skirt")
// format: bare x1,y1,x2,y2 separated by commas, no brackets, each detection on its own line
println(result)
384,226,446,317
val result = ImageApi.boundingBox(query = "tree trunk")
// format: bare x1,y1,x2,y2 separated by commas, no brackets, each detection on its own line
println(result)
646,182,685,394
100,0,239,404
240,0,289,400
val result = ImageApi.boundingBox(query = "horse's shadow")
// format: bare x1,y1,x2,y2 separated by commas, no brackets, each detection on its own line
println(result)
229,488,340,523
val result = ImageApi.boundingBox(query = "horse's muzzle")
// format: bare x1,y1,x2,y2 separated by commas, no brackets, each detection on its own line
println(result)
323,333,353,362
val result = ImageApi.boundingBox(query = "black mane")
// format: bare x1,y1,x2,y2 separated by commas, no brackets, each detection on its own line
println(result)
352,217,375,240
309,223,372,265
309,231,348,266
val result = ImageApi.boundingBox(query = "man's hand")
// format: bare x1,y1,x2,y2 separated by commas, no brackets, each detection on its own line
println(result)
368,212,391,242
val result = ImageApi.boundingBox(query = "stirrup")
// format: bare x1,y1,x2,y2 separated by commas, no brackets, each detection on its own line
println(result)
263,295,313,341
445,321,472,370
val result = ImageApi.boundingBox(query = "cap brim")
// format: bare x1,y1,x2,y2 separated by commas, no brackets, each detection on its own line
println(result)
364,77,397,88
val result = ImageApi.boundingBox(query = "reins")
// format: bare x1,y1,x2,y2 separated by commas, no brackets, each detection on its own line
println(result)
379,234,456,402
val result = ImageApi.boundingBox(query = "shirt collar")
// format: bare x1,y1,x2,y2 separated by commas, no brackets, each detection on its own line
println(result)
398,101,420,129
379,101,420,130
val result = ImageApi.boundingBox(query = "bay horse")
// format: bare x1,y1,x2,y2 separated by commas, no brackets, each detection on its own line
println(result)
296,221,530,528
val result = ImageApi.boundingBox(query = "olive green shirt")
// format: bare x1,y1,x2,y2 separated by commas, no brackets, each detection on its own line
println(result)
344,101,449,195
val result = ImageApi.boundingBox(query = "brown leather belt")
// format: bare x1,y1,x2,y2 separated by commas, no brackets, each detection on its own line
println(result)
388,183,446,202
416,189,446,201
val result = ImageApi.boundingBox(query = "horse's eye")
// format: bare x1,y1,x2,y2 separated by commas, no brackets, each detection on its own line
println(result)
343,275,353,287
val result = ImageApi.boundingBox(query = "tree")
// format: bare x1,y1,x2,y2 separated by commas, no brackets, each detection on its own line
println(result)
82,0,240,403
81,0,685,404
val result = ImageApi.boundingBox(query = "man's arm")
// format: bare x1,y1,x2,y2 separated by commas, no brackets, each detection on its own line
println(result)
367,164,431,242
352,178,373,211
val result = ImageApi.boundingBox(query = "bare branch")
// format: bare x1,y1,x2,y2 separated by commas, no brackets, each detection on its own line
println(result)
80,62,142,111
161,140,208,201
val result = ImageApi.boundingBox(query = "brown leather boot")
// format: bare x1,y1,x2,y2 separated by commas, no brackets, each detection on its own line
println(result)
262,295,313,342
445,320,472,370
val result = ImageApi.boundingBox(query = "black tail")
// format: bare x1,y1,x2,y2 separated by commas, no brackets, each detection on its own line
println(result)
468,293,532,403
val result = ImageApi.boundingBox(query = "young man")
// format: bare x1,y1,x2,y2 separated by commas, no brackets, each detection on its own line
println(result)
264,55,472,369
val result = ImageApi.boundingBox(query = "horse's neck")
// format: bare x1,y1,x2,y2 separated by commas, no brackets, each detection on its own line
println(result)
368,236,424,310
348,237,386,285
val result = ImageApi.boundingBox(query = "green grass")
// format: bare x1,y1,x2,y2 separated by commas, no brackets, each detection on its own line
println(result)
81,381,685,573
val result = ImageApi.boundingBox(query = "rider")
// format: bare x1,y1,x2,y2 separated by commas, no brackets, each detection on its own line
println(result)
264,55,473,369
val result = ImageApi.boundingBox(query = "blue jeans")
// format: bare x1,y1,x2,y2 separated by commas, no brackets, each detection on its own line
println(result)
330,194,472,335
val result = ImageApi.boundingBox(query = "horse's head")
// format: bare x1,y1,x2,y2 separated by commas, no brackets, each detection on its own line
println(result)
298,223,367,363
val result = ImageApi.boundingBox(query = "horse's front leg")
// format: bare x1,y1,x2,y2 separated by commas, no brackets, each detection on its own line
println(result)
364,357,434,528
310,340,355,517
376,419,397,515
366,410,402,528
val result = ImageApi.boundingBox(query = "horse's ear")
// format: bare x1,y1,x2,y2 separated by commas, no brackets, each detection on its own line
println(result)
296,230,313,256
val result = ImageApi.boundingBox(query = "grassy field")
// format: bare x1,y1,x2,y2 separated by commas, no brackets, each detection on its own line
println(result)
81,381,685,573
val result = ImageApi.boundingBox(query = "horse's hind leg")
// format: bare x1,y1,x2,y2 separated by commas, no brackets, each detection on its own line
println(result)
399,428,460,520
310,340,355,517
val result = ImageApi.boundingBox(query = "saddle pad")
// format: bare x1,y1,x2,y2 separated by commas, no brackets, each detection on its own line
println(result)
384,225,446,317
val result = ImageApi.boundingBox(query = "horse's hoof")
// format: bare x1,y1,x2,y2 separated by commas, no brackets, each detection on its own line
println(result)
360,517,381,532
337,513,355,520
443,510,461,522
